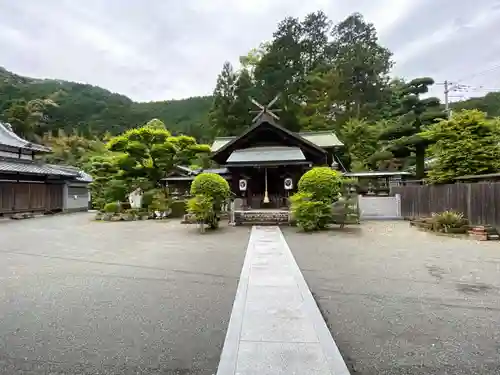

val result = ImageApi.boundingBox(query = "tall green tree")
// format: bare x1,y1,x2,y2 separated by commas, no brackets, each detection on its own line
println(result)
208,62,237,136
299,11,331,74
297,69,340,131
340,118,387,171
253,17,303,131
376,77,444,178
239,43,269,76
252,11,332,131
421,110,500,183
228,68,254,132
295,12,394,135
328,13,393,121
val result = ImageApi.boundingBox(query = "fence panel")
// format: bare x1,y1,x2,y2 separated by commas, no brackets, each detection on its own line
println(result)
394,182,500,228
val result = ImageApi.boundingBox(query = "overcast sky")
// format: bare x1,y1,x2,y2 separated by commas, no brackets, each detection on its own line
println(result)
1,0,500,103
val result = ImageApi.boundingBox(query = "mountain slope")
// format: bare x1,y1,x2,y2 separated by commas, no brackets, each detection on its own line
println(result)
0,67,213,140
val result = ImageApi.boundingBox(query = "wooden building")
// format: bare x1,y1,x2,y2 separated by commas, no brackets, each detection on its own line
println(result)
344,171,413,195
0,122,91,216
209,113,343,209
164,166,231,197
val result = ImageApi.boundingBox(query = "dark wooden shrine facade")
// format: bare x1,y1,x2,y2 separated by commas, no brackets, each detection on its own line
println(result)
210,114,344,209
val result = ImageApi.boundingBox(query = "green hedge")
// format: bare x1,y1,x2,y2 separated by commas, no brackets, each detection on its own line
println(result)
290,192,331,231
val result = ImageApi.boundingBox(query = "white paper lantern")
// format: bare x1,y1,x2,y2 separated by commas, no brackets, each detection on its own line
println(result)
239,179,247,191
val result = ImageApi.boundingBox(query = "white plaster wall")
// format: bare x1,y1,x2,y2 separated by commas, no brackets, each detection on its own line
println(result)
65,185,90,211
358,194,401,219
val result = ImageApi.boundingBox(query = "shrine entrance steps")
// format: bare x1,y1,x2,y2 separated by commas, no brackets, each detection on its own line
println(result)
232,209,290,226
216,226,350,375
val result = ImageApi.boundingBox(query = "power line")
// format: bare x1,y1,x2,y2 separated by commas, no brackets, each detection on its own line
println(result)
453,63,500,84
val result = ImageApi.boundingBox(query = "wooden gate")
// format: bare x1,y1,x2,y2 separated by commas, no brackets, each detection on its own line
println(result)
0,182,64,214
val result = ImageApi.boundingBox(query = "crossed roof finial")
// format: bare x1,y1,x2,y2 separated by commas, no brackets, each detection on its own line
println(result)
249,94,282,123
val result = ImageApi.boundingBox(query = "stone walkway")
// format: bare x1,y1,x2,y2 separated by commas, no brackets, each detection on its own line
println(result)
217,226,350,375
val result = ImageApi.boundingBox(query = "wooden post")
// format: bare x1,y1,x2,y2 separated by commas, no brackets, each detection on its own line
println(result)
466,183,472,222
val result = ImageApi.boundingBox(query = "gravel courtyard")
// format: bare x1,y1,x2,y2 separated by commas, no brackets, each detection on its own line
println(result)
284,221,500,375
0,213,249,375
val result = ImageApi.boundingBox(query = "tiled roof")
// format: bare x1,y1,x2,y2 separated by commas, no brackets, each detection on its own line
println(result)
0,122,51,152
0,158,77,176
47,164,93,182
226,146,306,164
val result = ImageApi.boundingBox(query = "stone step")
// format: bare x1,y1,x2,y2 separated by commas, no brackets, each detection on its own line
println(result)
233,210,290,226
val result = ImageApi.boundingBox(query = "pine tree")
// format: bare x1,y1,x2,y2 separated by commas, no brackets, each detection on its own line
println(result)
375,77,444,178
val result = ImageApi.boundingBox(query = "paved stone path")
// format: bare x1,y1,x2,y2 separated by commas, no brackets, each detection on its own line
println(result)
217,226,350,375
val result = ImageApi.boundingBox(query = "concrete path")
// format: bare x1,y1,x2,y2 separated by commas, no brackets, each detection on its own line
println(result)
217,226,350,375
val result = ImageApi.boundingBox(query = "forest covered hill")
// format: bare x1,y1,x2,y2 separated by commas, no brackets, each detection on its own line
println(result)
2,65,500,145
0,66,213,141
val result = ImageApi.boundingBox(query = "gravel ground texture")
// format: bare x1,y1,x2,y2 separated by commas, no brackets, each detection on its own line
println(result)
283,221,500,375
0,213,249,375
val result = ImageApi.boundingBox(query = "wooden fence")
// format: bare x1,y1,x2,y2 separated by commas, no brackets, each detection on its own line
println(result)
0,182,63,214
393,182,500,227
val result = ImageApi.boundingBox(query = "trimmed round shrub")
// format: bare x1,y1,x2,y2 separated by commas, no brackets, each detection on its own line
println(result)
190,173,230,202
103,201,120,214
298,167,343,202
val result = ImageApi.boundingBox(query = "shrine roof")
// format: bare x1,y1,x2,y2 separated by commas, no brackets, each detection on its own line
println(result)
226,146,306,165
210,131,342,152
297,131,343,148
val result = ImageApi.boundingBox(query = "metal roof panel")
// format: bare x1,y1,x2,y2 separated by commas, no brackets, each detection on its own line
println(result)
226,146,306,164
298,131,344,147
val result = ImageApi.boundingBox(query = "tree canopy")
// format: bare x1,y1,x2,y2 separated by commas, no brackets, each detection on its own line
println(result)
421,110,500,183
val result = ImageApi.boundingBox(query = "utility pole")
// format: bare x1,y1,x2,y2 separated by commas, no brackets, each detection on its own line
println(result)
444,80,450,119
